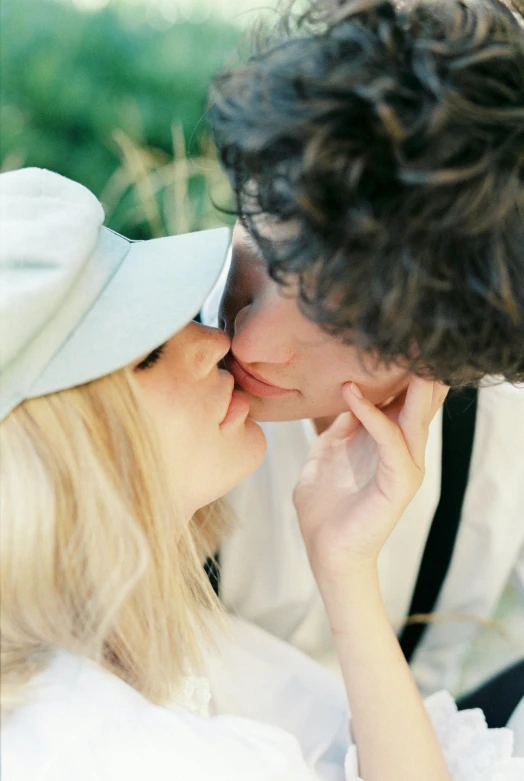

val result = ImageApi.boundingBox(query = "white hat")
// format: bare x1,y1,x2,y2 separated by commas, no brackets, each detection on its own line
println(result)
0,168,230,420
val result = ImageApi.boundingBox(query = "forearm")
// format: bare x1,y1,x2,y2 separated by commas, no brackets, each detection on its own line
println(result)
318,565,451,781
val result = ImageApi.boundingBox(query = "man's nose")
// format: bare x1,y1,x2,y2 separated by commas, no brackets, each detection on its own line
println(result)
188,322,230,376
231,293,295,365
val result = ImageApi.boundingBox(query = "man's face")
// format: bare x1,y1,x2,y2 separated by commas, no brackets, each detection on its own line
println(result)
219,223,411,422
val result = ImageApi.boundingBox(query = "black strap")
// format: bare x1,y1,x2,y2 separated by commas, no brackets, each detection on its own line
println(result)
204,551,221,597
457,659,524,727
399,387,479,663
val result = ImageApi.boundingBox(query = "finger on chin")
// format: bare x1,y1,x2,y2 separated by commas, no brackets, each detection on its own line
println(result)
342,383,411,471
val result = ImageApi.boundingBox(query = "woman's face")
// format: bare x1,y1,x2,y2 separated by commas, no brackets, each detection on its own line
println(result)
131,321,266,517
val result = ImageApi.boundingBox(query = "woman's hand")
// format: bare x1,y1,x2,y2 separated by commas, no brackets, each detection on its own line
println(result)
295,376,452,781
294,377,448,583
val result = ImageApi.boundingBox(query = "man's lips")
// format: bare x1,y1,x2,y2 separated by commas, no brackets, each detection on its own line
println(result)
225,354,295,398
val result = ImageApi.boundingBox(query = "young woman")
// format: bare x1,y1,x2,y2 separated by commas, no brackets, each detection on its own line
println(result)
1,168,522,781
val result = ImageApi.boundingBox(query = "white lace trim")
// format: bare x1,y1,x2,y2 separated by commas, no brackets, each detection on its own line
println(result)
172,677,524,780
344,690,524,781
172,675,212,718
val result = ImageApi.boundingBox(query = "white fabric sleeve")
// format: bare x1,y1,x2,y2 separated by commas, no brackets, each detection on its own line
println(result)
205,616,350,779
343,690,524,781
205,618,524,781
58,704,321,781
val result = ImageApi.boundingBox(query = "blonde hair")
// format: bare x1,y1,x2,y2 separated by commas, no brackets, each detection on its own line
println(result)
0,369,229,717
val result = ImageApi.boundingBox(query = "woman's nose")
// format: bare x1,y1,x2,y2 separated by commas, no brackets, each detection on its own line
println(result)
187,321,230,376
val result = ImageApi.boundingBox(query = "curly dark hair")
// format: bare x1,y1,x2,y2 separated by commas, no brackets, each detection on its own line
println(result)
209,0,524,386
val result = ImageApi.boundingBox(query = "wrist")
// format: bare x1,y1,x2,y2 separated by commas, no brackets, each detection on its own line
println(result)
313,559,382,629
311,553,380,592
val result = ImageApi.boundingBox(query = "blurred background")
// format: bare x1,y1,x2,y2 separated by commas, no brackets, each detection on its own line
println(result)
0,0,269,238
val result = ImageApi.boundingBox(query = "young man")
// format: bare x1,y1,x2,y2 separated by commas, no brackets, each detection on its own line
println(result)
206,0,524,734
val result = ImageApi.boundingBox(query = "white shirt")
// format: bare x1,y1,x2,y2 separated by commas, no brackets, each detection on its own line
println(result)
203,265,524,697
2,640,334,781
3,618,523,781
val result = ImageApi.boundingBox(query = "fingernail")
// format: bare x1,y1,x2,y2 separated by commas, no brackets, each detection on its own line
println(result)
351,382,363,399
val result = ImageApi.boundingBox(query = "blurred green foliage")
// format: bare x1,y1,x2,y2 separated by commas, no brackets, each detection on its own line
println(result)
0,0,241,237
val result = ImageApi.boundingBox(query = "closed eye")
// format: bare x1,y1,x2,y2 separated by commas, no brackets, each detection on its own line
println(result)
134,343,166,371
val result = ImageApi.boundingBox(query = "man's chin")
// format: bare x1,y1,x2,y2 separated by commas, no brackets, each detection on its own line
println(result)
242,392,303,422
243,391,341,423
242,382,411,423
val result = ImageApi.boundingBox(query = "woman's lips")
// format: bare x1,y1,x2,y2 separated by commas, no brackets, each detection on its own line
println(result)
220,388,250,426
219,370,250,426
226,355,295,398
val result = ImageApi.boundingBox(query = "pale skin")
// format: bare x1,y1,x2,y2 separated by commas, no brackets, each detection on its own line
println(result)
132,321,266,517
132,318,451,778
218,223,413,430
217,222,454,776
295,377,450,781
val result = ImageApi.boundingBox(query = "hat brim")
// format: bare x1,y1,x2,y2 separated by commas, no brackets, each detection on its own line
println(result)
30,226,230,397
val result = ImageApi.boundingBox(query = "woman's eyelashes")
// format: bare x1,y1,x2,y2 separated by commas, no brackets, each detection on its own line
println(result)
135,343,166,371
